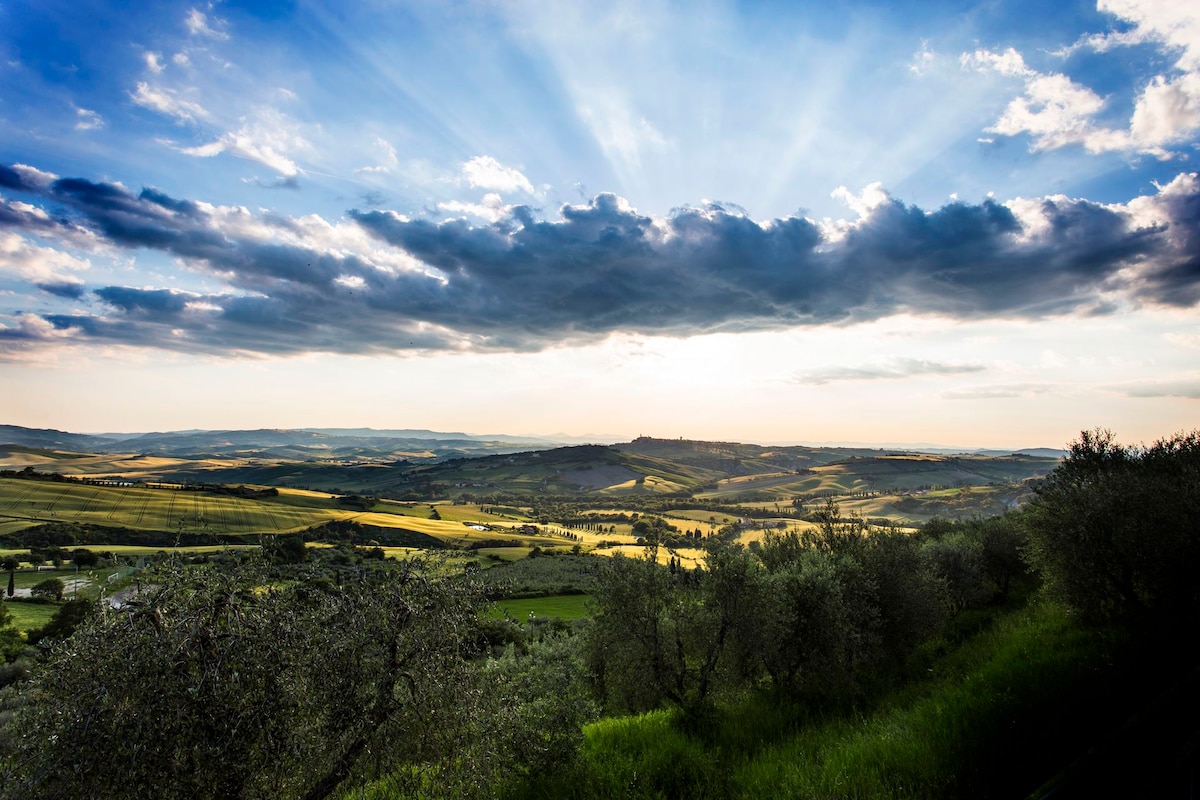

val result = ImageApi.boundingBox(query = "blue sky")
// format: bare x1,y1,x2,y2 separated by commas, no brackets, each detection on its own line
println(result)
1,0,1197,447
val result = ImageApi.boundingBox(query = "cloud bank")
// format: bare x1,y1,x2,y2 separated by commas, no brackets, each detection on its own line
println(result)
1,163,1199,357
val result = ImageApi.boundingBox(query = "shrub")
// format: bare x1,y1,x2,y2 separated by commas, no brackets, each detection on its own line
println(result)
1024,429,1200,625
29,578,64,602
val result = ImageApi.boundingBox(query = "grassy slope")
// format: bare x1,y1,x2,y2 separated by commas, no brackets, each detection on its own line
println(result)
4,600,59,632
697,454,1055,501
0,477,337,536
503,600,1170,800
0,480,612,553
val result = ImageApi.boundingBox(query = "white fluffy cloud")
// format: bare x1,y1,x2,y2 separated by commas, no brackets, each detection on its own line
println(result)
0,232,90,287
178,111,308,177
967,0,1200,158
356,137,399,175
962,47,1034,78
185,8,228,40
461,156,534,194
986,74,1112,152
437,193,508,222
131,82,209,123
1091,0,1199,70
73,106,104,131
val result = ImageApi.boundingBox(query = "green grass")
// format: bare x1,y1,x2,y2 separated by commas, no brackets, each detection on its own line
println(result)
0,520,38,536
4,599,59,632
728,603,1118,799
502,600,1130,800
0,477,341,535
10,568,83,589
488,593,592,621
475,546,531,562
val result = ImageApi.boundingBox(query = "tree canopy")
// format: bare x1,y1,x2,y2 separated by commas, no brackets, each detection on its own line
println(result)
1024,429,1200,625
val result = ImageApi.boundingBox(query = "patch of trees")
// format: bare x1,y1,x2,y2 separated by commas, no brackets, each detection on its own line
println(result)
303,520,446,549
631,515,683,545
0,522,246,549
527,496,739,521
585,501,1033,716
177,483,280,499
25,599,93,646
475,553,601,599
334,493,376,510
390,478,449,501
1023,429,1200,627
29,578,65,602
0,467,78,483
465,538,528,550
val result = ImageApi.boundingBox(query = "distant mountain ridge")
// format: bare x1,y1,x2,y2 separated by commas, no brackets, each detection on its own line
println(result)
1,424,1064,459
297,427,560,446
0,425,118,452
0,424,564,462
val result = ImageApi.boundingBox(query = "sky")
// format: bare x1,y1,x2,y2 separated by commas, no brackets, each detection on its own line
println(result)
1,0,1198,448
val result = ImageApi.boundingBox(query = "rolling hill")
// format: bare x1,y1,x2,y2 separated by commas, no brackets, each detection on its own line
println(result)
2,425,1060,503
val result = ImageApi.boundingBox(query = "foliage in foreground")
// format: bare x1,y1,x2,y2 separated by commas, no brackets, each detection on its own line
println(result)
511,599,1148,800
1,558,490,800
1023,428,1200,625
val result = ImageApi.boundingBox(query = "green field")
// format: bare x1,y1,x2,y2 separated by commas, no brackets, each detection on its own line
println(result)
4,600,59,633
0,478,338,535
693,454,1054,501
0,479,608,555
489,593,592,621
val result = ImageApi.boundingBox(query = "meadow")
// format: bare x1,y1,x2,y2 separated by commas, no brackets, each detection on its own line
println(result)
489,593,592,621
0,478,642,558
0,478,332,536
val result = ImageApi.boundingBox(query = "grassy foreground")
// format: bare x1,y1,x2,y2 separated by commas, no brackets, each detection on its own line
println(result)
490,600,1151,800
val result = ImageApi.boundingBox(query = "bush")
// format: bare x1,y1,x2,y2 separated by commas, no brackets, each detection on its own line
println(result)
26,599,93,645
29,579,64,602
479,633,597,781
1024,429,1200,625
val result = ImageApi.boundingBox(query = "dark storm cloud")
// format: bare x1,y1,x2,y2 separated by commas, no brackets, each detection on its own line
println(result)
0,165,32,191
94,286,192,318
1,163,1198,356
36,281,86,299
1131,181,1200,308
46,178,230,256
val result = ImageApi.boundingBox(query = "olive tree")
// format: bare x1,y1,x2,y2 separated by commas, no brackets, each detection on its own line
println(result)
1024,429,1200,625
753,543,878,692
1,557,488,800
584,543,761,714
757,506,947,688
